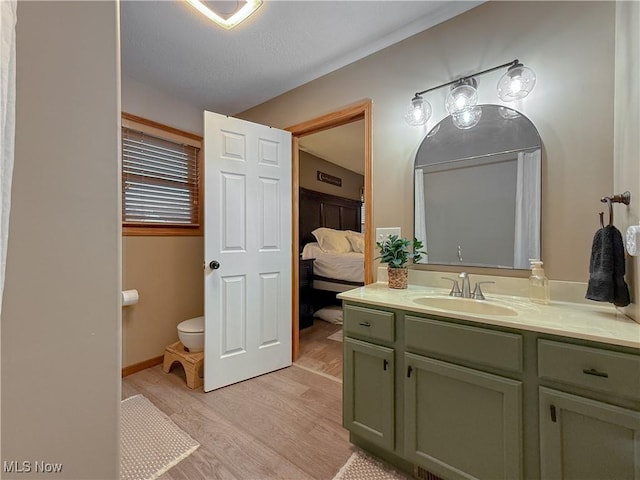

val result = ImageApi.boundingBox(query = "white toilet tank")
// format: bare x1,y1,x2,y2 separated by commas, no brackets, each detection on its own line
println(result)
177,316,204,353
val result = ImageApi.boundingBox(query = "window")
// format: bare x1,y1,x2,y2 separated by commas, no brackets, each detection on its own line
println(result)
121,113,203,236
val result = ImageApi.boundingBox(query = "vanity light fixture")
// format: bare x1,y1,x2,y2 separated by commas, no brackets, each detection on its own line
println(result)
186,0,263,30
445,78,478,115
404,94,432,127
404,59,536,128
452,105,483,130
497,62,537,101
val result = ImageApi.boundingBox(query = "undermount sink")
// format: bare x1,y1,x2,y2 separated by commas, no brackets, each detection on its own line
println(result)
413,296,518,317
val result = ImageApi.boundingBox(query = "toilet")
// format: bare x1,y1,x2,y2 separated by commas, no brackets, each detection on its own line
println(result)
177,316,204,352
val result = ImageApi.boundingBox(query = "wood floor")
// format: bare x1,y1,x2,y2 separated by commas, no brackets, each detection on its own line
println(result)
296,320,343,381
122,331,351,480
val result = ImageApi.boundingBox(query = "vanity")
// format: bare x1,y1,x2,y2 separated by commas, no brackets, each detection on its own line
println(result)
338,282,640,480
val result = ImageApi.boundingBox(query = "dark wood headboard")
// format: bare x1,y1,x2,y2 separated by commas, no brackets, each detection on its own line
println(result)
299,188,362,251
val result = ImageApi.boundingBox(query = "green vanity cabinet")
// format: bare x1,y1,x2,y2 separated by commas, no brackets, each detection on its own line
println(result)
539,387,640,480
403,314,523,480
343,304,397,451
404,353,523,480
537,339,640,480
341,300,640,480
343,337,395,450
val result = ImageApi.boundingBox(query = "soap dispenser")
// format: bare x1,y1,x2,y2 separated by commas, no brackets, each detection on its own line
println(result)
529,260,550,304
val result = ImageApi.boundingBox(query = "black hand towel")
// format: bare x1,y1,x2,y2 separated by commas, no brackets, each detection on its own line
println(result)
586,225,630,306
611,225,631,306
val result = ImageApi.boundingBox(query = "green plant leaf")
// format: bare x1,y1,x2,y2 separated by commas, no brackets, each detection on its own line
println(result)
376,234,422,268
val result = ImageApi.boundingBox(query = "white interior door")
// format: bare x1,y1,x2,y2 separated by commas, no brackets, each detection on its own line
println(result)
204,111,292,392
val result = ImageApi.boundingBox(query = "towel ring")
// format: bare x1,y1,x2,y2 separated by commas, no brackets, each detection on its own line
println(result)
599,191,631,227
597,197,612,227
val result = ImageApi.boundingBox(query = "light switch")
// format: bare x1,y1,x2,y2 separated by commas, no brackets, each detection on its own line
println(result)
376,227,401,243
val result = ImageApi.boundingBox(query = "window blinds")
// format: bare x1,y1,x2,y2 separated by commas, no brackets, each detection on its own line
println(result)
122,127,200,226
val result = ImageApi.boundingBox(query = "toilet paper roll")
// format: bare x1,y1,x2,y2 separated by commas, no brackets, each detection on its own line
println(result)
122,289,139,307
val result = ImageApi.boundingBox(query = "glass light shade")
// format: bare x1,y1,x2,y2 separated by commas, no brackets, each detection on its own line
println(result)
497,65,536,101
498,106,521,119
446,84,478,114
452,105,482,130
404,96,432,127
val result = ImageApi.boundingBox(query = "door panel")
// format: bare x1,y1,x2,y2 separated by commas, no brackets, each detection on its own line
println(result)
344,337,395,450
404,353,522,480
204,111,292,391
221,173,246,251
539,387,640,480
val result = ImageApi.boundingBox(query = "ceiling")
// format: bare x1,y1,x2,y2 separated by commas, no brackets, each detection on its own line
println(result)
121,1,481,173
299,120,365,175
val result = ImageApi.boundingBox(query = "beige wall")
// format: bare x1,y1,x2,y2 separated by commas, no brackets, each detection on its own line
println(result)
614,1,640,322
121,76,204,368
240,1,615,282
122,75,204,135
122,237,203,366
300,151,364,201
2,2,120,478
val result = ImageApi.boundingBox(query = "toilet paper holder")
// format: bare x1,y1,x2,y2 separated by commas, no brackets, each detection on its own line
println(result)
122,289,139,307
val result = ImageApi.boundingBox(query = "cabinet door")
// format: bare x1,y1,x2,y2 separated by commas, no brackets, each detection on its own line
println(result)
344,337,395,450
404,353,522,480
539,387,640,480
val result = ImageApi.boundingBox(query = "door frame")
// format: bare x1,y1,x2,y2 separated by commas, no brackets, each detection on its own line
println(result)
286,99,373,360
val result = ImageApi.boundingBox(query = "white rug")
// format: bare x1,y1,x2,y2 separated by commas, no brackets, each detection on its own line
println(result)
120,395,199,480
333,450,413,480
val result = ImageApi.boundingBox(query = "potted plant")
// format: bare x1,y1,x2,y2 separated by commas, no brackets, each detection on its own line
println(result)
376,235,426,289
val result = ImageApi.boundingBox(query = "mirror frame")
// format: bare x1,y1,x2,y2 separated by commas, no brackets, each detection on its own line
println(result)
413,104,542,270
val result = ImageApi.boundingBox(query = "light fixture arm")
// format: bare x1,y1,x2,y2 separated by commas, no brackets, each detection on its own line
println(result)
412,59,520,98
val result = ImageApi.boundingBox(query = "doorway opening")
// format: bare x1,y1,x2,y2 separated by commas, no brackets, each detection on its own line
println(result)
286,100,373,365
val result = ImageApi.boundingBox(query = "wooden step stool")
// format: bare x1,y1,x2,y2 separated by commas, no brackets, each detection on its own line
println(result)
162,341,204,390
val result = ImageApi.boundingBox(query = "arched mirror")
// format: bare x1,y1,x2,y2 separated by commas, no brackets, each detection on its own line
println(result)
414,104,542,269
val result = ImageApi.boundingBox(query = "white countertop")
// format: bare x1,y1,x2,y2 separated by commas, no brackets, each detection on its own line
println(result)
338,283,640,350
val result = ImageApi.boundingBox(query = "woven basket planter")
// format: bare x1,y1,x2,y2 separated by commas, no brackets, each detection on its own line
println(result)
387,267,408,289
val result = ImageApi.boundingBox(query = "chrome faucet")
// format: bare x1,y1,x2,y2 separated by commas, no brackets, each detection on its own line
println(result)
459,272,472,298
443,273,495,300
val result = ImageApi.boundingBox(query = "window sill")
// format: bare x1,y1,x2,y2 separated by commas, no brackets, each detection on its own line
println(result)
123,225,203,237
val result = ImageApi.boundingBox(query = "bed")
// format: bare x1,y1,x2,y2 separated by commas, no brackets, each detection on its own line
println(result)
301,242,364,292
298,188,364,316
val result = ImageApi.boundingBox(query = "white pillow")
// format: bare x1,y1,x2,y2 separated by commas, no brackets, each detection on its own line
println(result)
346,231,365,253
312,227,352,253
313,305,343,324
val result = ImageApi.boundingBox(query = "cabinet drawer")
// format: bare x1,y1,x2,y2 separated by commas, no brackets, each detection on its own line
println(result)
405,315,522,373
538,340,640,400
344,305,395,343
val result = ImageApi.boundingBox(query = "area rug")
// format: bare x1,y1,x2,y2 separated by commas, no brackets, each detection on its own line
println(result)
327,328,343,342
120,395,199,480
333,450,413,480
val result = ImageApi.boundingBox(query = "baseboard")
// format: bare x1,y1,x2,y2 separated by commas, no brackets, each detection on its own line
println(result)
122,355,164,377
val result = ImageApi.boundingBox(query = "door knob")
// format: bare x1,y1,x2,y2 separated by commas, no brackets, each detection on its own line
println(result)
209,260,220,270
